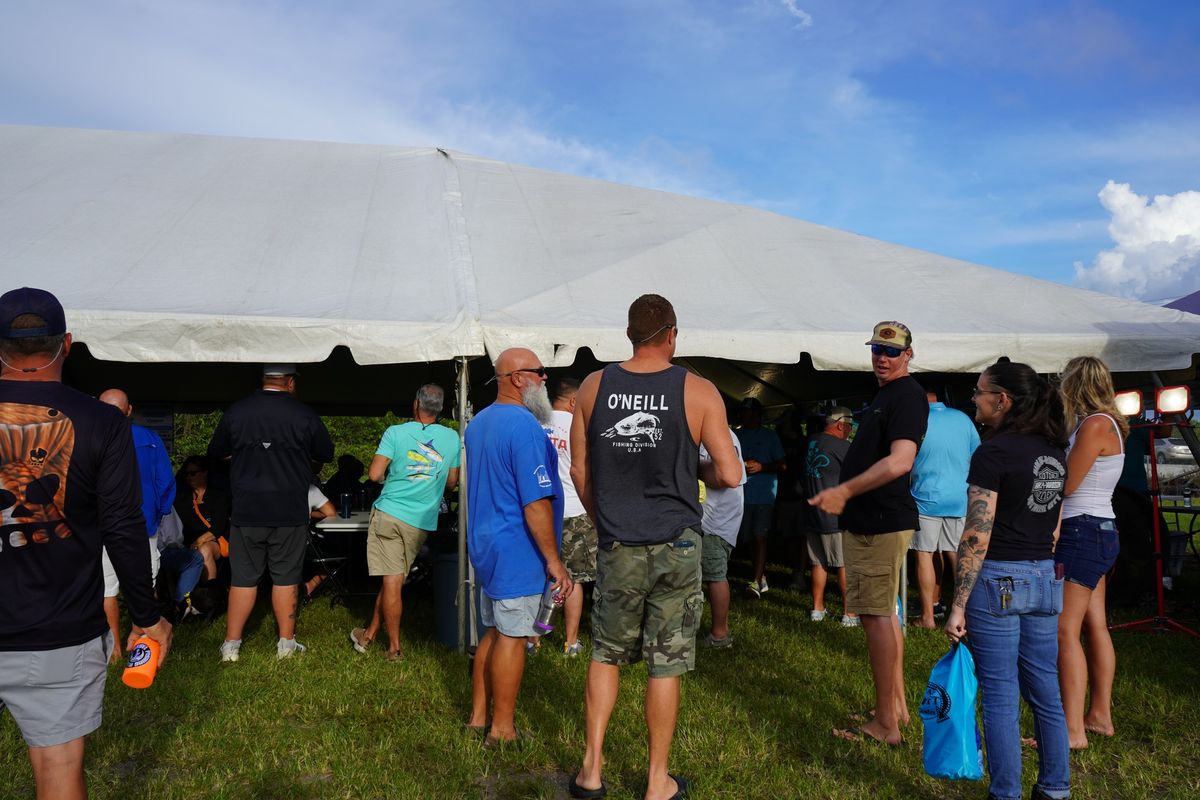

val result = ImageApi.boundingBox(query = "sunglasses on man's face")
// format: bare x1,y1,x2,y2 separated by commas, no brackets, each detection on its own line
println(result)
486,366,548,384
870,344,906,358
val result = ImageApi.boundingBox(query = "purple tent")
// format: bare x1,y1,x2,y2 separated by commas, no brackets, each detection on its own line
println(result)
1165,289,1200,315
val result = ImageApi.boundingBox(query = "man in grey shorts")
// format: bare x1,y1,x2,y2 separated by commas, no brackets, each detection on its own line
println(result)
0,287,172,799
909,390,979,628
465,348,572,747
699,426,747,648
208,364,334,662
803,407,855,625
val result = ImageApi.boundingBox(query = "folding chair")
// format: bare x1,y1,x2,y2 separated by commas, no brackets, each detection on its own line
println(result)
305,524,351,607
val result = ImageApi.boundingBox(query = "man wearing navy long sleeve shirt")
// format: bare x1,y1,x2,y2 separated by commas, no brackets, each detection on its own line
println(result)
0,287,172,800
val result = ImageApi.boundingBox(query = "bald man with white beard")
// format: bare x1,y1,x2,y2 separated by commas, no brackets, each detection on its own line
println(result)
466,347,574,747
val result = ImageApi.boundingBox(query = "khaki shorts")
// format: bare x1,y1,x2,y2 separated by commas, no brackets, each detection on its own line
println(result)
562,514,598,583
591,527,703,678
366,508,428,577
700,534,733,582
843,529,914,616
805,529,844,569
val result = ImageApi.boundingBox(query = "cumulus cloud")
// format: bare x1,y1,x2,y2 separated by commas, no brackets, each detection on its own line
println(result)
779,1,813,29
1074,181,1200,301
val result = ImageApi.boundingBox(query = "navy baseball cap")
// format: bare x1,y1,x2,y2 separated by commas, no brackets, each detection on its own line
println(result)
0,288,67,339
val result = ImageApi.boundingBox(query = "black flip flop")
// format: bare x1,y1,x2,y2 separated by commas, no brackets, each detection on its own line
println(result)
667,774,689,799
567,773,607,799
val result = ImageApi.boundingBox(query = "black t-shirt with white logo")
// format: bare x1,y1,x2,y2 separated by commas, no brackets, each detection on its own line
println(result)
839,375,929,535
966,432,1066,562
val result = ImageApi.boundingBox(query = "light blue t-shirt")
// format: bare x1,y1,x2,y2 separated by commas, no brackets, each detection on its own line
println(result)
374,421,461,531
735,426,786,506
911,403,980,517
465,403,564,600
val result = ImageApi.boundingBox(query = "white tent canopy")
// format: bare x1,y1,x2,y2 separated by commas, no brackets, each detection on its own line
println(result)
2,124,1198,375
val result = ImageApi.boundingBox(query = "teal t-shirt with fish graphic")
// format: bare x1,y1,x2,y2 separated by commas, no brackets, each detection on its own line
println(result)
374,421,461,531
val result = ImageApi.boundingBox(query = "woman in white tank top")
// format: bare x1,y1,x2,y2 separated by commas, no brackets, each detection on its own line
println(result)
1056,356,1128,750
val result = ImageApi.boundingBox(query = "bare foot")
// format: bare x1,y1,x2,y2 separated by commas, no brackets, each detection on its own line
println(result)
912,619,938,630
1021,736,1039,749
1084,717,1115,737
848,707,911,727
1069,735,1090,750
831,725,902,746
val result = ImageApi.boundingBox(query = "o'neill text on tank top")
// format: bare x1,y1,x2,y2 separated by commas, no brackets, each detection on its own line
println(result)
606,393,670,412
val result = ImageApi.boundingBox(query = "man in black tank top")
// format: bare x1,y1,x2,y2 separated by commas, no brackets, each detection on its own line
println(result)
569,295,742,800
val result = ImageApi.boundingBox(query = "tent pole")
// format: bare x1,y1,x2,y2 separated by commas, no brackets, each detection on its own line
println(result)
456,356,471,654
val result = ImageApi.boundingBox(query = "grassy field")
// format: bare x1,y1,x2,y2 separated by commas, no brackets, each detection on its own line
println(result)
2,559,1199,800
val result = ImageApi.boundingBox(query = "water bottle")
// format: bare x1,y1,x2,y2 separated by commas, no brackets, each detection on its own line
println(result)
339,493,352,518
533,580,561,634
121,636,160,689
1184,486,1193,509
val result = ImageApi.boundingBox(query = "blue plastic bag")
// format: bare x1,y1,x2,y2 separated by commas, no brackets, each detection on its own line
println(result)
920,643,984,781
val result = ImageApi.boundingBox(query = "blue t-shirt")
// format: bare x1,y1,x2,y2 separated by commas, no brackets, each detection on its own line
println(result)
735,426,786,506
465,403,563,600
911,403,980,517
374,421,461,531
132,424,175,537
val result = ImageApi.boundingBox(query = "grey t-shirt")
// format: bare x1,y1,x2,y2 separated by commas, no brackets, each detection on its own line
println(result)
803,432,850,533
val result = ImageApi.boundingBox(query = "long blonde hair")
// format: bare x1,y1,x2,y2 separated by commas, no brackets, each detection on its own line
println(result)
1058,356,1129,439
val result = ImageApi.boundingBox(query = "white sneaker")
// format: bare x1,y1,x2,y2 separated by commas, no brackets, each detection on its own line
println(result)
840,615,861,628
810,609,827,622
758,578,770,595
220,639,241,662
277,638,307,659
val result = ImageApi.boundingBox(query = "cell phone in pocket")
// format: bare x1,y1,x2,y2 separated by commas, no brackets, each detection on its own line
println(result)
1054,562,1065,580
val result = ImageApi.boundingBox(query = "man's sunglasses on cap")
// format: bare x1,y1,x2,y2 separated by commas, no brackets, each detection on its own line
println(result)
870,344,906,358
486,366,548,384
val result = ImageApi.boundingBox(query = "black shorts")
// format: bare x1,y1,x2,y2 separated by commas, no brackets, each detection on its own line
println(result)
229,524,308,586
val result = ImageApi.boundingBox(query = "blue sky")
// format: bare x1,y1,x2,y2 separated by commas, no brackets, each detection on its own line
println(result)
2,0,1198,301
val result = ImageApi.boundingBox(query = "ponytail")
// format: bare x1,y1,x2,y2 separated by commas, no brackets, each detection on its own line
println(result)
983,361,1069,448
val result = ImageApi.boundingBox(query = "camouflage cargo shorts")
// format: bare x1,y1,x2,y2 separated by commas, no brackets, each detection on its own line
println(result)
562,514,598,583
591,527,703,678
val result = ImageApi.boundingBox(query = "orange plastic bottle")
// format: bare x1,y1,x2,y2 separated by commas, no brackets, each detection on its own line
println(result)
121,636,160,689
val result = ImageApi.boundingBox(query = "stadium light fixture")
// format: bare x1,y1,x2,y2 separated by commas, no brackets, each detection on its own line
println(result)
1114,389,1143,418
1155,385,1190,415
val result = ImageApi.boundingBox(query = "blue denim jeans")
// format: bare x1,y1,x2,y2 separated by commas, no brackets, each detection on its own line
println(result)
159,546,206,603
966,559,1070,800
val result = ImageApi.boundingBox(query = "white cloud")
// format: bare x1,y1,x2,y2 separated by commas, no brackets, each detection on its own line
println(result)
1074,181,1200,300
778,1,813,29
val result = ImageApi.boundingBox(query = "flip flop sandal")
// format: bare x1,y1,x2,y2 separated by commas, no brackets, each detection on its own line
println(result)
567,773,607,799
666,774,689,799
832,726,900,746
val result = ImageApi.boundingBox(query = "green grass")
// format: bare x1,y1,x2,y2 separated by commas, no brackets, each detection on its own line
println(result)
3,565,1199,800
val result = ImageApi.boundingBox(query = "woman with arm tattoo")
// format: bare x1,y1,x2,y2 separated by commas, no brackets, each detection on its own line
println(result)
1055,356,1126,749
943,362,1071,800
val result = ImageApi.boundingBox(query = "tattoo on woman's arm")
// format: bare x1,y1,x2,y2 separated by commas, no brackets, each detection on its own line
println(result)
952,486,996,609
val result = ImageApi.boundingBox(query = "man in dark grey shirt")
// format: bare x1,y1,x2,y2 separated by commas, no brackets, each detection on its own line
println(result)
802,407,854,625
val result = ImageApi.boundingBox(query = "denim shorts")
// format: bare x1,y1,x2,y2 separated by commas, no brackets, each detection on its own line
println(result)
1055,514,1119,590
